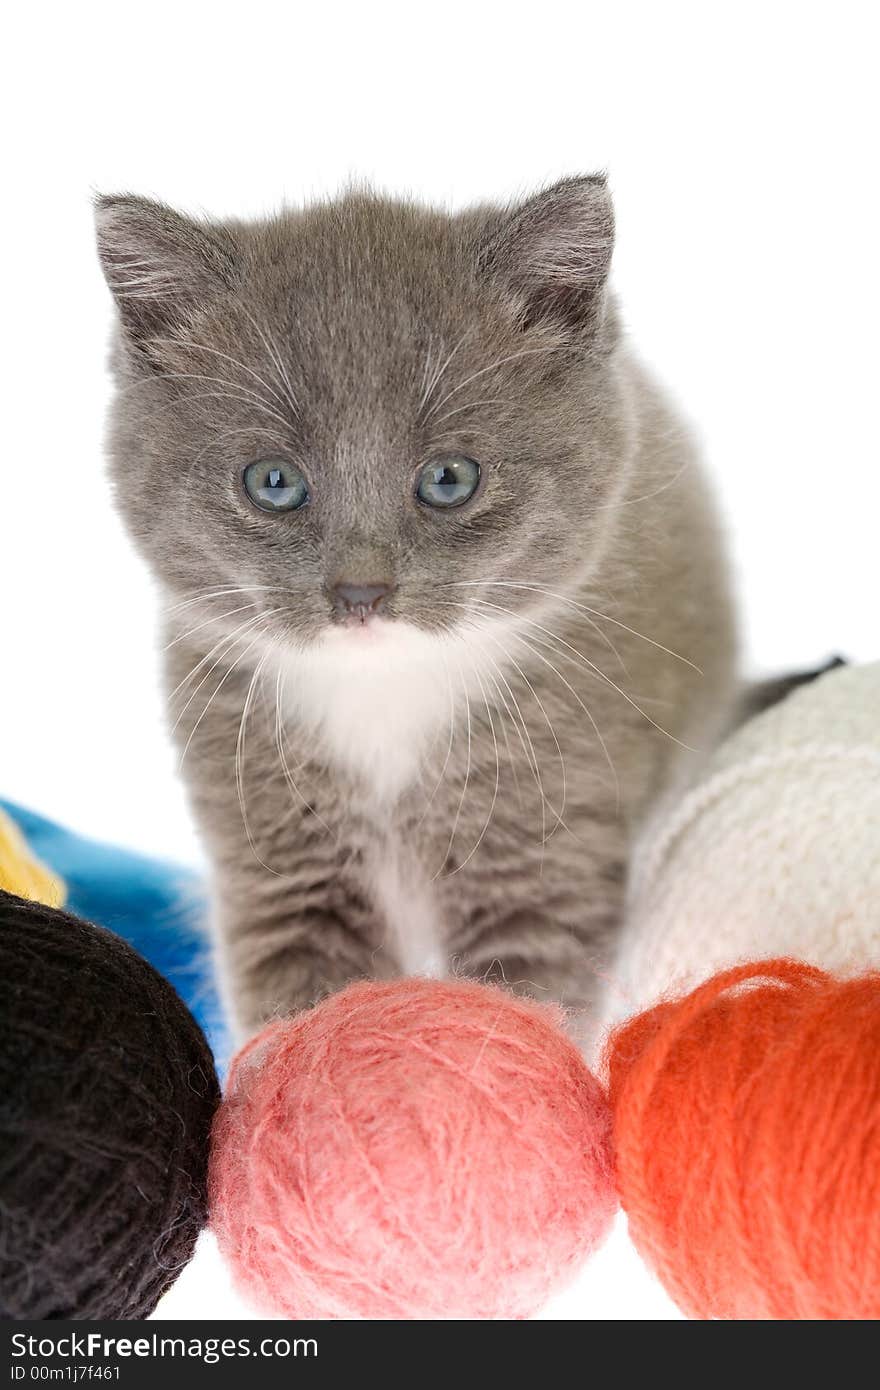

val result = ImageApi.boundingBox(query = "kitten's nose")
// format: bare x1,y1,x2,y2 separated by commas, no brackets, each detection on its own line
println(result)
332,581,393,622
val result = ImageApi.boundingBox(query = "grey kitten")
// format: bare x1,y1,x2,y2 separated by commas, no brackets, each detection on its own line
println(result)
95,177,737,1041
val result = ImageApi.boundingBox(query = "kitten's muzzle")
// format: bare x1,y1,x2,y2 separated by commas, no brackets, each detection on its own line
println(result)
332,580,394,625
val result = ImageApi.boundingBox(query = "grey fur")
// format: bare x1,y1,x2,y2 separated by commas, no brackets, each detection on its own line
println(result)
95,179,738,1040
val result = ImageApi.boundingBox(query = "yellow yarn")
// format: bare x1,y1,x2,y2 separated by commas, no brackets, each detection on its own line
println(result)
0,808,66,908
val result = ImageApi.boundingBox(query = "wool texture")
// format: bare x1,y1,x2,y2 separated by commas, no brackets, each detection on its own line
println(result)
606,960,880,1320
209,977,617,1319
0,889,220,1319
0,799,229,1068
604,661,880,1320
615,660,880,1014
0,807,65,909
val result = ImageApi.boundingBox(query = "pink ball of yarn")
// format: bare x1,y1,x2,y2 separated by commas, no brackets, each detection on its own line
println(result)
209,978,616,1319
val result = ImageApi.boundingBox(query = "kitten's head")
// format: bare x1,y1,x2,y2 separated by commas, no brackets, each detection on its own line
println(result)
96,179,631,657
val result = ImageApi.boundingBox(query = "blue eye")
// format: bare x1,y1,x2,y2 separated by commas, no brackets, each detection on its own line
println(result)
243,459,309,512
415,455,481,509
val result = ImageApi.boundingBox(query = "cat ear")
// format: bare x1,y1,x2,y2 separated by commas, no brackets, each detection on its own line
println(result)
480,175,614,336
94,195,239,351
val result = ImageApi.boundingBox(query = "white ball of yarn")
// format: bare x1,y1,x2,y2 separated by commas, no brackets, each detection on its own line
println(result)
615,661,880,1015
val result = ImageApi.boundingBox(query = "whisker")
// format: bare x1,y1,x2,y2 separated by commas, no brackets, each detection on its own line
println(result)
427,425,502,447
417,340,435,409
481,635,565,845
146,337,292,415
165,374,293,430
477,656,523,809
433,654,473,881
428,397,515,428
168,632,240,708
418,331,471,417
169,612,274,726
177,623,271,769
238,306,302,417
274,666,335,838
594,457,692,511
235,651,286,875
470,596,699,752
468,581,628,673
444,661,501,876
162,602,261,651
496,623,620,812
423,345,567,421
415,645,457,832
162,585,286,617
109,277,178,294
445,580,701,673
119,380,292,432
460,621,553,823
460,613,570,844
119,368,282,417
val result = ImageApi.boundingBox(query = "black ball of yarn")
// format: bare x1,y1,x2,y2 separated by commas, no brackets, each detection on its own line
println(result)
0,889,220,1319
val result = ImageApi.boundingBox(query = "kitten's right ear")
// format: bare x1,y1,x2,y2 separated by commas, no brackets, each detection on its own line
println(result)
479,175,615,338
94,195,238,352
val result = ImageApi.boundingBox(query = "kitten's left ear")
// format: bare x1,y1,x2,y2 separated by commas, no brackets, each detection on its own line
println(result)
479,175,614,337
94,194,239,354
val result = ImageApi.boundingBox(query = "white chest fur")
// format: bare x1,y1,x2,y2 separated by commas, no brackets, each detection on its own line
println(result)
370,851,447,977
276,613,523,976
278,620,467,976
280,619,460,804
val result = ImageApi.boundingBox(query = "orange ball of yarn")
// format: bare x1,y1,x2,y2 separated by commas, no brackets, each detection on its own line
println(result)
606,959,880,1320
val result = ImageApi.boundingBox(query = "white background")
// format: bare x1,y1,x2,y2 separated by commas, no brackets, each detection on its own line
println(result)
2,1,877,1320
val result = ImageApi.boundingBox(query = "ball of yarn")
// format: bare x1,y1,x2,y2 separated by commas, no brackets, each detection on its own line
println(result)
0,889,220,1319
0,797,229,1068
617,661,880,1011
0,806,65,908
607,959,880,1320
210,977,616,1319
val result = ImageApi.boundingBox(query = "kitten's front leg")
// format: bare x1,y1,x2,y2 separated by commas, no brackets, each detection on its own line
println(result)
451,905,620,1015
440,818,627,1031
167,636,394,1039
213,863,393,1040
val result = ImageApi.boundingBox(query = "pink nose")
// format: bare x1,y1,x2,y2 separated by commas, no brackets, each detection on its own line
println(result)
332,582,393,621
